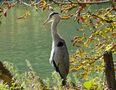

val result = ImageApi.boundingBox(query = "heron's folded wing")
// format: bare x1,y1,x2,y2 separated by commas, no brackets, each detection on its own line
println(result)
52,59,59,72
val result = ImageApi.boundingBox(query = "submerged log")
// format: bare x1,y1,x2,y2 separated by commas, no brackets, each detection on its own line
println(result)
103,51,116,90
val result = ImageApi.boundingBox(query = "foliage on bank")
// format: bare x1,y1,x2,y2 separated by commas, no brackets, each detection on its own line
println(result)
0,60,109,90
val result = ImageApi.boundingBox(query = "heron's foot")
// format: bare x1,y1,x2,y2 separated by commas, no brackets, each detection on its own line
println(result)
61,79,66,86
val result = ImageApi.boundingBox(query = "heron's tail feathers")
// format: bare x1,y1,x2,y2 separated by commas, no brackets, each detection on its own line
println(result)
61,79,66,86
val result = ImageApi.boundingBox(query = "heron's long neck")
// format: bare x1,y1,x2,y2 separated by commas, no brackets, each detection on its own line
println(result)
51,21,60,41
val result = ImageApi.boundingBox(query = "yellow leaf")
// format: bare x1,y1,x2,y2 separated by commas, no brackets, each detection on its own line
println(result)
61,15,72,20
84,40,89,48
17,10,31,19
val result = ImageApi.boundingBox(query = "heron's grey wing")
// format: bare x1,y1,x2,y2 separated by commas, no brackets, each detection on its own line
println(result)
52,60,60,73
53,41,69,78
49,48,59,72
51,50,68,79
50,52,61,73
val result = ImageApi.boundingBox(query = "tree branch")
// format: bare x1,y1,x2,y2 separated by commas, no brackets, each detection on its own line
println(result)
21,1,31,7
88,12,116,23
52,0,111,5
20,0,40,7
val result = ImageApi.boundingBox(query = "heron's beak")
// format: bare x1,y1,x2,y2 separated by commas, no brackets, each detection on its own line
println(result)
43,19,49,25
43,18,52,25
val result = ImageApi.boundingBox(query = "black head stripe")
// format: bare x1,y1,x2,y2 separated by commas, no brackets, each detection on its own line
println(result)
49,12,59,18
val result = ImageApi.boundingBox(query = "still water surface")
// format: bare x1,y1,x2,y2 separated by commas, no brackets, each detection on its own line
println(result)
0,5,79,78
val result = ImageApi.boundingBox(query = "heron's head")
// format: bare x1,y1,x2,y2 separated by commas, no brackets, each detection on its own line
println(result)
44,12,60,25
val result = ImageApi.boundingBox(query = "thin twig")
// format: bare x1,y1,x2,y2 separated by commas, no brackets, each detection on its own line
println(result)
21,1,31,7
20,0,40,7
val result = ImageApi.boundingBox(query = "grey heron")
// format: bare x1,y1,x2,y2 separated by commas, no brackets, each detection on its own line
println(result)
44,12,69,85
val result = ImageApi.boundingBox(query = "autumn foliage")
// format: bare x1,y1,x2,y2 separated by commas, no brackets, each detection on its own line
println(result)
0,0,116,90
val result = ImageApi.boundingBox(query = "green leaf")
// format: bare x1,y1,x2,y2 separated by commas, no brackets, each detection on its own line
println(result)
83,79,94,90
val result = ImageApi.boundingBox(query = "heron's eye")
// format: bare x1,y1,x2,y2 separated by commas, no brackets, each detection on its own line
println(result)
57,42,63,47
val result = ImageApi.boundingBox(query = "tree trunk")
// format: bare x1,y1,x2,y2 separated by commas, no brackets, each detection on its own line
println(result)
103,51,116,90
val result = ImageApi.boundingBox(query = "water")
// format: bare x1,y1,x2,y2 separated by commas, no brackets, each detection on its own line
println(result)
0,5,78,78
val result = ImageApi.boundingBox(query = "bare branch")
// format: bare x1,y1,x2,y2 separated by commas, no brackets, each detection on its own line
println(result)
20,0,40,7
20,1,31,7
52,0,111,5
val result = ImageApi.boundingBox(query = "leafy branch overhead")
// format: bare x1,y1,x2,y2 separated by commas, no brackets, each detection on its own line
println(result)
0,0,17,17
